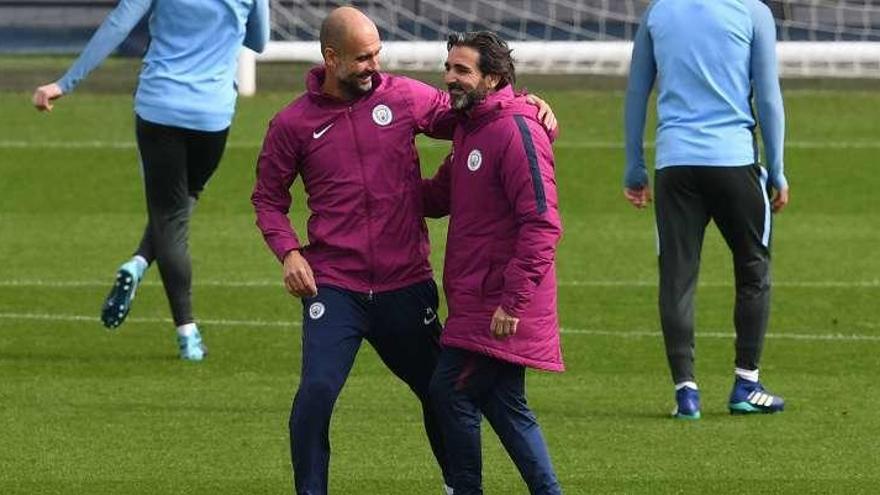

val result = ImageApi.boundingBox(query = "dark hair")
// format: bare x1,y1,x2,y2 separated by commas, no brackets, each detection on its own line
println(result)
447,31,516,89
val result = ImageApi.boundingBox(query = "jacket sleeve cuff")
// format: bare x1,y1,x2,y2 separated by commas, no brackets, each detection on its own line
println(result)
771,172,788,191
624,166,649,189
272,239,302,263
501,296,524,318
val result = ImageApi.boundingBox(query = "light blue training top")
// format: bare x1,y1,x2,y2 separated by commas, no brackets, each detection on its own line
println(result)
58,0,269,132
624,0,787,190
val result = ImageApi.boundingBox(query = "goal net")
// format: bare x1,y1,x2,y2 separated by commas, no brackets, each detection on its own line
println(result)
238,0,880,94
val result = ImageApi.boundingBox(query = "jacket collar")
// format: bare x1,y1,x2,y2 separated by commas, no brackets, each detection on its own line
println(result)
305,66,384,106
461,85,525,132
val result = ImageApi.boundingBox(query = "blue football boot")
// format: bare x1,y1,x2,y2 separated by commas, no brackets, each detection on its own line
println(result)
101,260,143,329
672,386,701,420
729,377,784,414
177,327,207,361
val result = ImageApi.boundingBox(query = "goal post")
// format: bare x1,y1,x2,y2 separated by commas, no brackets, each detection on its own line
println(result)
236,0,880,96
237,40,880,96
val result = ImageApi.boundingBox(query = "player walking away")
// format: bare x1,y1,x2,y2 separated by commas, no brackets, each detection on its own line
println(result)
623,0,790,418
423,32,564,494
31,0,269,361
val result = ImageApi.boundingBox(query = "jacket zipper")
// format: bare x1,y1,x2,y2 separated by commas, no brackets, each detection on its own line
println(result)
347,105,375,300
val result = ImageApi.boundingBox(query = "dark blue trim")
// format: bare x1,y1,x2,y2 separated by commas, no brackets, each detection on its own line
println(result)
748,86,760,165
513,115,547,214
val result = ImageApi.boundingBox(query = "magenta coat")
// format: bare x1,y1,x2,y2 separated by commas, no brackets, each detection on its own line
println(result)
252,67,455,293
423,86,564,372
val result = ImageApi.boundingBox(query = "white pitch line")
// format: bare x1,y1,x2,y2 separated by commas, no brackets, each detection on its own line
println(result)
0,312,877,342
0,312,299,329
559,279,880,288
0,280,285,288
424,141,880,150
0,140,139,149
0,279,877,289
559,328,880,342
3,140,880,150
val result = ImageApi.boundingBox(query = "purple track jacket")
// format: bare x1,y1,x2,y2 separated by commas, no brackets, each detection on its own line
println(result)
252,67,455,293
422,86,564,372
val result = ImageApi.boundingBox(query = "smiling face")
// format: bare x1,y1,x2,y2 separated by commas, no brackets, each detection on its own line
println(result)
322,10,382,100
336,29,381,97
444,45,500,111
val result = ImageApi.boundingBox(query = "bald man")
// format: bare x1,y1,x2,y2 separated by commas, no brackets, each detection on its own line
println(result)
253,7,554,494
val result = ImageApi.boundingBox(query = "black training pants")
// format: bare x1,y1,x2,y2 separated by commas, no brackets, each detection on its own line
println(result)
654,164,773,384
134,115,228,325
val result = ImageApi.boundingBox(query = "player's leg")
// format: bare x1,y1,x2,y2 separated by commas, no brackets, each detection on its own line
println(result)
481,362,561,495
133,115,210,359
108,198,192,326
367,280,451,488
705,165,783,414
166,125,228,358
99,118,180,329
654,166,710,418
183,124,228,200
101,116,188,331
130,118,225,270
291,286,368,495
134,223,155,267
429,348,494,495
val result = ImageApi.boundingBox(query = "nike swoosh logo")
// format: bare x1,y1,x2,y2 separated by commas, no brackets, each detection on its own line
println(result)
312,123,334,139
423,310,437,325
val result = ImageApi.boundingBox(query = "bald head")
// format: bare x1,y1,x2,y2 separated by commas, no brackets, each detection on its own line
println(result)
319,7,382,100
320,6,378,56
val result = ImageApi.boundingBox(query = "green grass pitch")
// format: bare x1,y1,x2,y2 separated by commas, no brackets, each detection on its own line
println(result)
1,69,879,494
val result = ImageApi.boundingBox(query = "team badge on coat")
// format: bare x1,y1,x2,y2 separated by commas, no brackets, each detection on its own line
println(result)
467,149,482,171
372,104,393,126
308,302,325,320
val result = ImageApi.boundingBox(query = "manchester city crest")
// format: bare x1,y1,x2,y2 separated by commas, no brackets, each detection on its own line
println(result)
372,104,393,126
308,302,325,320
467,149,482,171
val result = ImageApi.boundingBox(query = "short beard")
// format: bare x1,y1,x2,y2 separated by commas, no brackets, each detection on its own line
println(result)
339,73,373,98
449,87,486,112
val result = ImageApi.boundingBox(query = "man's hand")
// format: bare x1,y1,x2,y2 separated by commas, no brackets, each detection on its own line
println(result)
490,306,519,340
624,186,652,209
32,83,64,112
771,187,789,213
282,250,317,297
525,94,558,132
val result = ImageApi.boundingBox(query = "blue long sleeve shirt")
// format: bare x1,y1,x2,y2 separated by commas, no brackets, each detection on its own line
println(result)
624,0,787,190
57,0,269,132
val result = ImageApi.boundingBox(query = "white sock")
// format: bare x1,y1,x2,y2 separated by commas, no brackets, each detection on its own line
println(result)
132,255,148,273
735,368,759,382
444,484,454,495
176,322,198,337
124,255,149,280
675,381,698,391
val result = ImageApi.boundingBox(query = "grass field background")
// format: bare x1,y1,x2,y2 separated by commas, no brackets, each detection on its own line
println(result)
1,59,879,494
